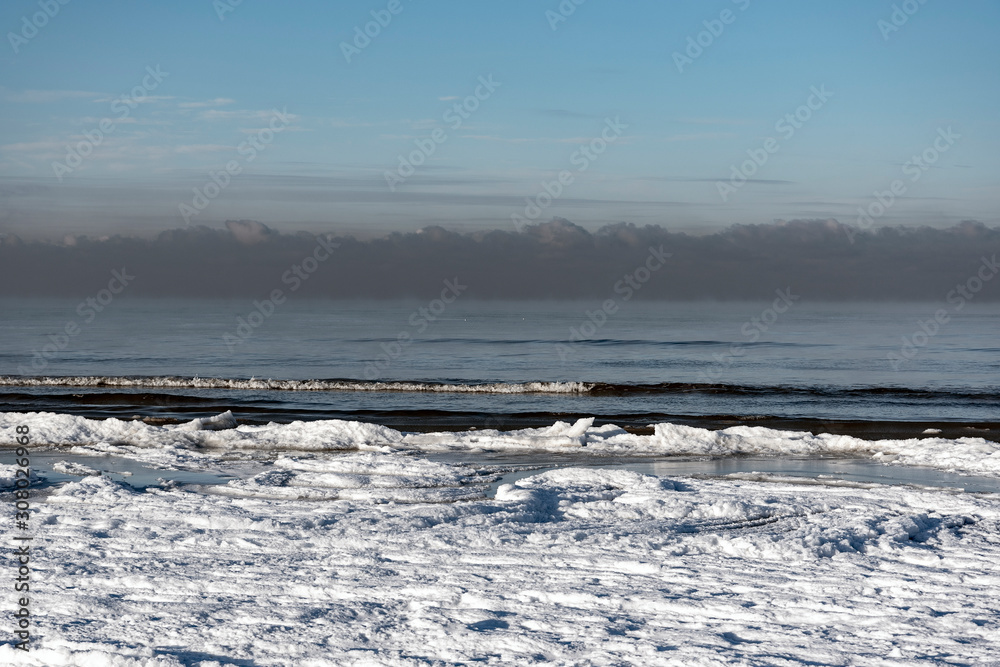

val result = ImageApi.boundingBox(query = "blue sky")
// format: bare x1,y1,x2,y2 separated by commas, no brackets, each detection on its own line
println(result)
1,0,997,238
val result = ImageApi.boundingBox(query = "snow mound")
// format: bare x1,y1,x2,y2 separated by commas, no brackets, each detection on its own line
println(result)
0,412,404,452
52,461,101,476
206,452,491,503
49,475,137,503
175,410,238,431
0,462,41,490
3,411,1000,478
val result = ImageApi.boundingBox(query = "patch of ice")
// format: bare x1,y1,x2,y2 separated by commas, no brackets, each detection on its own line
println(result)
52,461,101,476
174,409,238,431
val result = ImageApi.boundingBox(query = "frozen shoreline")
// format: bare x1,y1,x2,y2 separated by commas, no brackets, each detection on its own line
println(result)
3,375,998,438
4,410,1000,478
4,411,1000,665
17,449,1000,498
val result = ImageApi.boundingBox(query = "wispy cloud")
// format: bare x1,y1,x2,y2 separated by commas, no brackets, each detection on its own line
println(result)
91,95,175,105
537,109,601,119
675,117,752,126
173,144,234,154
0,140,65,154
409,118,438,130
459,135,609,145
75,116,140,125
199,109,296,121
326,118,378,128
178,97,235,109
641,176,794,185
1,88,101,103
662,132,738,142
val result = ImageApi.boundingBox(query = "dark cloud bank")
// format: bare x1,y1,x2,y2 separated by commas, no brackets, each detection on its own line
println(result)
1,219,998,300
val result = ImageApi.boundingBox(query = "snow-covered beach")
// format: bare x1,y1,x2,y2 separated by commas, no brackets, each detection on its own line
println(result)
4,412,1000,665
3,0,998,659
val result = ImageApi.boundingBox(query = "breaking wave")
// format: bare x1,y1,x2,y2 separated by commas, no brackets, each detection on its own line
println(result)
0,376,592,394
0,376,995,402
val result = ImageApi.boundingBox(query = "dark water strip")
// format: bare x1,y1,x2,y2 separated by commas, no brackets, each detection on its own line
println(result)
3,395,998,441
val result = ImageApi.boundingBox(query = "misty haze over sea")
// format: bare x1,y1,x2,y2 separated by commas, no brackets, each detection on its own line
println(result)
2,218,998,300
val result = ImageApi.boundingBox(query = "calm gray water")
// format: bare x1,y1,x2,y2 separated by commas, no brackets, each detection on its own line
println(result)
1,298,997,436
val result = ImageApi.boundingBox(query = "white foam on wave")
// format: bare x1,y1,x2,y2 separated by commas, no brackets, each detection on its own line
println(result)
2,411,1000,478
0,375,593,394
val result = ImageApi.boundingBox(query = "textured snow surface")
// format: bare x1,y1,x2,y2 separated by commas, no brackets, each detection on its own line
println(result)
3,456,1000,666
4,411,1000,477
207,453,491,503
5,412,1000,664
